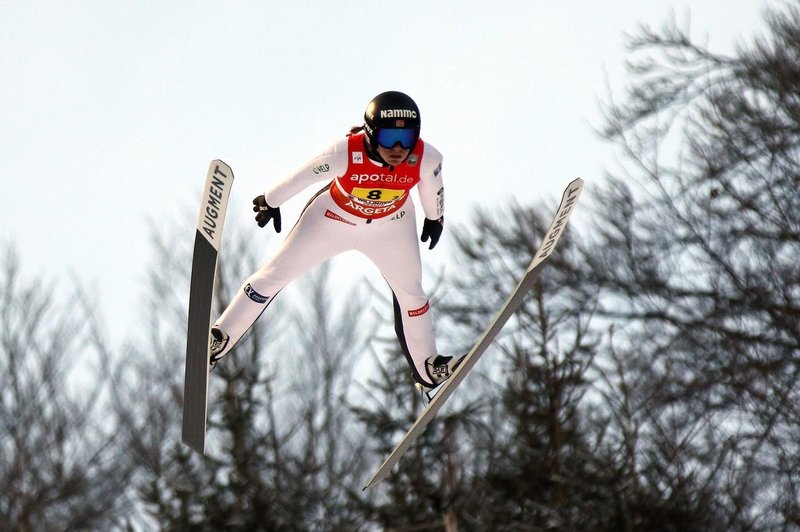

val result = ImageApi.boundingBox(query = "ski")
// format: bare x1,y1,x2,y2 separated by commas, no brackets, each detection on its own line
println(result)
363,177,584,490
181,160,234,455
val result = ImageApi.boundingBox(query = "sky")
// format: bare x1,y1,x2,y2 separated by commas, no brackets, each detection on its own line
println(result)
1,1,781,345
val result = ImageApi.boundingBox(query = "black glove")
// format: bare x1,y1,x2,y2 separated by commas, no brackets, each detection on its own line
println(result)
420,217,443,250
252,195,281,232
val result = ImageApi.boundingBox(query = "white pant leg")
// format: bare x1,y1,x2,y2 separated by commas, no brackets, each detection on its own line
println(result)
215,190,355,354
357,203,438,386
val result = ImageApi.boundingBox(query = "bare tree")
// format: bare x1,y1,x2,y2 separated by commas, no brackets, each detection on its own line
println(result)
0,247,131,531
272,260,372,529
589,5,800,528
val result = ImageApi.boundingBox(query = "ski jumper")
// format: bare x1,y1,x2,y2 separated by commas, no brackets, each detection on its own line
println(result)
214,132,445,386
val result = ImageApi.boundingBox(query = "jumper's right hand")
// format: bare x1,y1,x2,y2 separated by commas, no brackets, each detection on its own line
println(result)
253,194,282,232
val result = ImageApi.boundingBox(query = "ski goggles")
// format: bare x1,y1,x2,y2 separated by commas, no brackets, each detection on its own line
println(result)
375,127,419,150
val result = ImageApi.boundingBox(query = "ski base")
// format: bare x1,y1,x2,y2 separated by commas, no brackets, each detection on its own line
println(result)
181,160,234,455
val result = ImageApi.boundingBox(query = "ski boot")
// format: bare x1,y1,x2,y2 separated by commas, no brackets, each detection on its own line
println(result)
208,326,229,370
416,354,466,400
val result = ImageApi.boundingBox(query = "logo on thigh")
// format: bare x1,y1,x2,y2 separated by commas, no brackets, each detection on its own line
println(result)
244,283,269,304
408,301,430,317
325,209,357,226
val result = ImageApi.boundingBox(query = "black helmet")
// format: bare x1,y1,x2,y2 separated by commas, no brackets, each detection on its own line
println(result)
363,91,421,151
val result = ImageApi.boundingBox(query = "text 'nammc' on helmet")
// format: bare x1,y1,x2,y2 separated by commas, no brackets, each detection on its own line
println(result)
363,91,421,149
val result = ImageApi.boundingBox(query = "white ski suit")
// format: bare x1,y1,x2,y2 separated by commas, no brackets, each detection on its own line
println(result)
214,131,445,386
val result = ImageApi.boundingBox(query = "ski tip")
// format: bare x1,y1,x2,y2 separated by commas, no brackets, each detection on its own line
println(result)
210,159,234,177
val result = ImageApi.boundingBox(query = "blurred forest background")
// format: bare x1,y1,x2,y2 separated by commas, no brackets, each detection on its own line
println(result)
3,5,799,531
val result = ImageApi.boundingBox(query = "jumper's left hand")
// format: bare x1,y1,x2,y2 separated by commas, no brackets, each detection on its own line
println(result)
420,217,443,250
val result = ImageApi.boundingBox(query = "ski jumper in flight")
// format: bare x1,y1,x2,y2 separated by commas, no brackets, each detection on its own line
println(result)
209,91,463,390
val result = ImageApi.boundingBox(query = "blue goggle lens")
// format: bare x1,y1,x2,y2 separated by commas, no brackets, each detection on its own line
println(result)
375,128,418,149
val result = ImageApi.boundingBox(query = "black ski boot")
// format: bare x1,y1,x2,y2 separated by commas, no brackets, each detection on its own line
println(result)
209,326,230,369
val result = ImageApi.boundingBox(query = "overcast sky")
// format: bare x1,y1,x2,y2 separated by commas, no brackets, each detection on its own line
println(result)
2,1,780,343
